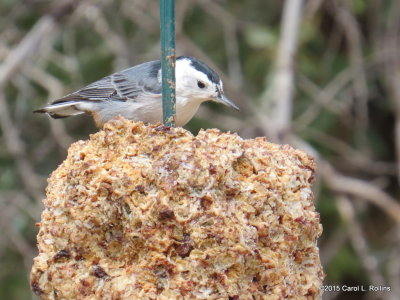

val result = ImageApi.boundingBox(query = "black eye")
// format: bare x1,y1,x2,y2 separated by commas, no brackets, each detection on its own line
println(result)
197,81,206,89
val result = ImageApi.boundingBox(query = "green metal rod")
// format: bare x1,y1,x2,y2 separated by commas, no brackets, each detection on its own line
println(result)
160,0,176,127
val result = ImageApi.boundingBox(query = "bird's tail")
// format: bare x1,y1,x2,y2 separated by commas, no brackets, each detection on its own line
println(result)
33,101,85,119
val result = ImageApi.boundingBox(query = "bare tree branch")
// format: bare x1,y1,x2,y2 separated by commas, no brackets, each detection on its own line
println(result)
331,0,369,148
261,0,303,143
337,196,385,287
320,161,400,224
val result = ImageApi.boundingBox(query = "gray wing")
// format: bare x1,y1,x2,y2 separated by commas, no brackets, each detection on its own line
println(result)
51,60,162,105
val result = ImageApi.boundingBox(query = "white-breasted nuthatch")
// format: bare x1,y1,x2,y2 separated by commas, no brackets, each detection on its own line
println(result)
34,56,239,127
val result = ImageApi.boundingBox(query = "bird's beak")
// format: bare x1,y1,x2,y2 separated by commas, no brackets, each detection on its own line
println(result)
215,93,240,111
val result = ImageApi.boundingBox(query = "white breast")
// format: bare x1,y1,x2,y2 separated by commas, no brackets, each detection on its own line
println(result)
175,96,202,126
82,94,203,126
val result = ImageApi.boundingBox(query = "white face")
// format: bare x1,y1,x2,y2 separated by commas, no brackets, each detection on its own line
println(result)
174,58,222,103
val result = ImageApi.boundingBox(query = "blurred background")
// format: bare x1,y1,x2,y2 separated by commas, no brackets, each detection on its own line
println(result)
0,0,399,299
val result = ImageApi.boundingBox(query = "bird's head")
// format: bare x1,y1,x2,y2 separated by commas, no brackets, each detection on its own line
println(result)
174,56,239,110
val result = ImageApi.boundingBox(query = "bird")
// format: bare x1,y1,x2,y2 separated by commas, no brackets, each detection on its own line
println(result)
34,56,239,128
